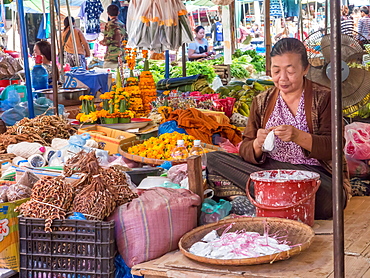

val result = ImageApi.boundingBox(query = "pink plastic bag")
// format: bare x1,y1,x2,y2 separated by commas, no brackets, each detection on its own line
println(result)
218,137,242,153
344,122,370,160
108,187,201,267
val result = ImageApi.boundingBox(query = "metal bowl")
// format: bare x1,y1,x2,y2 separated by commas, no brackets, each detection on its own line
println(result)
36,87,89,106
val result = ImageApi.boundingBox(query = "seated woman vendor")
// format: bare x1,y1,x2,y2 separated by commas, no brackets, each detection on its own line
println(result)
188,26,214,61
33,41,52,81
206,38,351,220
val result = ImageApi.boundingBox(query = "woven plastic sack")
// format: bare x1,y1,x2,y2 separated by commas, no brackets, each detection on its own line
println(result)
109,187,201,267
344,122,370,160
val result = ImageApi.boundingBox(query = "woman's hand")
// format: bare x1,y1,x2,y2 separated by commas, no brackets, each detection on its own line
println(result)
272,125,298,142
253,129,269,159
271,125,313,152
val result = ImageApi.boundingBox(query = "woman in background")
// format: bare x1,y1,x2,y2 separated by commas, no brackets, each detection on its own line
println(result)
188,26,213,61
62,17,90,69
33,40,53,82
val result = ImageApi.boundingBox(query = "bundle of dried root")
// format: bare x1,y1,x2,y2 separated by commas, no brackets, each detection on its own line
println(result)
72,174,117,220
65,151,138,217
100,167,138,206
5,114,75,144
16,176,73,232
64,151,101,177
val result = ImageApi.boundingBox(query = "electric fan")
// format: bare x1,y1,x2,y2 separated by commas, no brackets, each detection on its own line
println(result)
303,28,370,116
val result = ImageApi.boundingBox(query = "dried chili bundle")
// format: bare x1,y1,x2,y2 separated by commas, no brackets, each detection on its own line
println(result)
16,176,73,232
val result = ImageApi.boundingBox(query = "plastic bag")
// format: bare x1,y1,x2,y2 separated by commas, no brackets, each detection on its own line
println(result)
114,254,141,278
200,198,232,225
217,137,242,154
0,86,20,111
167,163,188,185
346,155,370,178
0,198,28,271
1,97,64,126
344,122,370,160
0,186,9,202
211,76,223,91
158,120,187,136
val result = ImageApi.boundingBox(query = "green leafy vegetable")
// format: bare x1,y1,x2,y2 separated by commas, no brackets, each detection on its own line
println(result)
170,61,217,83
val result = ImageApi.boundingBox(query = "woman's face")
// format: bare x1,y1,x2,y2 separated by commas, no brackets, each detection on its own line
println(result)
271,52,309,95
196,29,205,40
33,45,41,57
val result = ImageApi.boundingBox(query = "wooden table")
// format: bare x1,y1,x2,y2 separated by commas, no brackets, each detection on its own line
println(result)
131,196,370,278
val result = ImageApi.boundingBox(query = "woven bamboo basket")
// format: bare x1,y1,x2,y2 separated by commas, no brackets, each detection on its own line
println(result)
179,217,315,266
119,139,224,165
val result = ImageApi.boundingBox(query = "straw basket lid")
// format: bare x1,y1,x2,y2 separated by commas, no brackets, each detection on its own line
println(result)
119,139,224,166
212,0,234,5
179,217,315,266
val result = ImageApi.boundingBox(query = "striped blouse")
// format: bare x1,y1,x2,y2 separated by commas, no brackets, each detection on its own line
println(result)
358,16,370,40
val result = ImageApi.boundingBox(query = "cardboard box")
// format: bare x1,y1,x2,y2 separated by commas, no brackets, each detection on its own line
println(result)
78,125,136,154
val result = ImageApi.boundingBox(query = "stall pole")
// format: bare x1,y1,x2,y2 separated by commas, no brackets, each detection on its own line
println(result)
12,9,15,50
264,0,271,76
230,1,236,54
330,0,345,276
182,44,186,77
66,0,80,67
324,0,328,32
187,155,204,221
57,0,64,83
299,0,304,41
16,0,35,118
50,0,59,115
165,50,170,79
241,1,245,26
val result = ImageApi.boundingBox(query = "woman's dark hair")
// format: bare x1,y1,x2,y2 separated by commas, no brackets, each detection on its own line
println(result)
194,26,205,33
35,41,51,62
63,17,75,31
271,38,309,69
107,4,119,16
360,6,369,15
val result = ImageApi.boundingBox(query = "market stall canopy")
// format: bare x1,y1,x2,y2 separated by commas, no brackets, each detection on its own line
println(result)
185,0,214,6
7,0,84,16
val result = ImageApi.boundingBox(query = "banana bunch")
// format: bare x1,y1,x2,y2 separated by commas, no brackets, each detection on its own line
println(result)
237,101,250,117
236,82,266,117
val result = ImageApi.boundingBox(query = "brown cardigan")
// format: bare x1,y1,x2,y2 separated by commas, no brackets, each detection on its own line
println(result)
62,27,90,57
239,78,351,200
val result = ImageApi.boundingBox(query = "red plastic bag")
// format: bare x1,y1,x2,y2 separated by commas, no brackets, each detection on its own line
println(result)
344,122,370,160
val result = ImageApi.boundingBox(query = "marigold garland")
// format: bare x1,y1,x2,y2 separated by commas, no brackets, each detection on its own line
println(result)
127,132,195,160
139,70,157,115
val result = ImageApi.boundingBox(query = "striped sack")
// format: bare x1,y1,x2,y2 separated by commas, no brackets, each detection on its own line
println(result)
109,187,201,267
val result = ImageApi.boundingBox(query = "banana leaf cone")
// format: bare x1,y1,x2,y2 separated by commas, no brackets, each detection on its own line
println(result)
116,67,123,88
